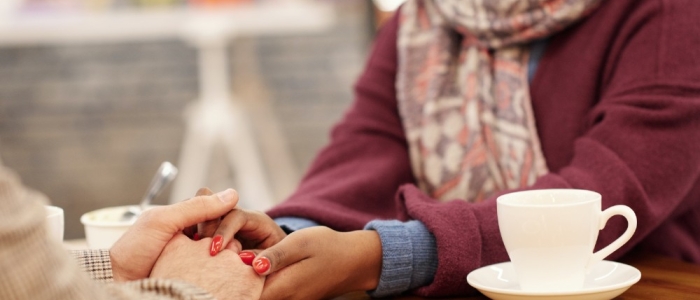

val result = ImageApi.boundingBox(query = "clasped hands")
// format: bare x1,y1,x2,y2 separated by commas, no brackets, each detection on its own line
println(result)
109,187,381,300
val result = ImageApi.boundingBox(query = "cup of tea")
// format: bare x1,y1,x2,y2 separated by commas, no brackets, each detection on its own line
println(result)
44,205,64,242
497,189,637,292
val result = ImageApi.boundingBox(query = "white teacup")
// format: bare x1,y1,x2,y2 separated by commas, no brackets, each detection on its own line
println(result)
497,189,637,292
44,205,64,242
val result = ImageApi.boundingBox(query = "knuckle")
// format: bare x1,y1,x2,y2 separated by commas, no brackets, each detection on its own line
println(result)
269,248,287,266
292,234,312,251
186,195,212,216
215,221,229,234
137,208,160,225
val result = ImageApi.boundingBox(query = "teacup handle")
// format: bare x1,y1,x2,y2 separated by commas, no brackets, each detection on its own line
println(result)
588,205,637,269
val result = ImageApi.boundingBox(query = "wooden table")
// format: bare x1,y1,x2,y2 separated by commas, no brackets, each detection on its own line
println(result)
333,252,700,300
65,239,698,300
617,252,700,299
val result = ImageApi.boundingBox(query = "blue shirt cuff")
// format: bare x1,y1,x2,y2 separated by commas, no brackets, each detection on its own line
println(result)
274,217,319,233
364,220,438,297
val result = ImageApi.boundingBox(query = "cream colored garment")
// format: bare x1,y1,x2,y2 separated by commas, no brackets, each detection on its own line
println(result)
396,0,601,202
0,165,214,300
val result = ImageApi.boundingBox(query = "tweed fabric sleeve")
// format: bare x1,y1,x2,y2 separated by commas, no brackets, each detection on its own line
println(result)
68,252,226,299
108,279,215,300
70,249,114,282
0,164,215,300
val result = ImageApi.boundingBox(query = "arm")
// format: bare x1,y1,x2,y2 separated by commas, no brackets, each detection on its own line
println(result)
0,166,216,299
402,0,700,296
263,14,438,297
265,12,414,231
266,1,700,298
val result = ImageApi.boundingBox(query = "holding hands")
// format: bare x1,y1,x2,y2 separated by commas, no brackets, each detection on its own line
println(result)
199,202,383,300
150,234,264,300
108,187,264,300
109,188,239,281
110,185,380,300
189,187,288,256
246,227,382,300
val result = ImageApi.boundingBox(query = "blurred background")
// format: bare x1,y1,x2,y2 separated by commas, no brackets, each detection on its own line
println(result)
0,0,404,239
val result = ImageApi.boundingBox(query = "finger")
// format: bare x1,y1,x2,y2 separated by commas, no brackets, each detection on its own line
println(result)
199,216,222,238
210,209,285,257
252,231,315,275
260,261,315,300
195,187,214,197
156,188,239,232
224,238,243,253
208,209,248,256
194,188,222,238
184,188,215,239
238,249,261,266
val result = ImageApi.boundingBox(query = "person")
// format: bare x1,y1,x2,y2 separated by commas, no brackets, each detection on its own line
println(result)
0,163,263,300
202,0,700,299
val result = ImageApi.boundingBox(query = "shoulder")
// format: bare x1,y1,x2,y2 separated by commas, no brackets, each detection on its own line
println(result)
583,0,700,86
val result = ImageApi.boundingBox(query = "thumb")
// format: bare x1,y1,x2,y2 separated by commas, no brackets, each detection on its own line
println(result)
160,188,238,230
251,232,312,276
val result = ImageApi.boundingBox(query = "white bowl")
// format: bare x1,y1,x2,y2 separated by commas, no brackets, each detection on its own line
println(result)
80,205,158,249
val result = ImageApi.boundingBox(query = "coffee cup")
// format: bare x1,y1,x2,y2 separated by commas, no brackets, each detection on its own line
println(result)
497,189,637,292
44,205,64,242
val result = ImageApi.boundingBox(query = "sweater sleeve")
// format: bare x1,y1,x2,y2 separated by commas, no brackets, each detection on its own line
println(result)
271,1,700,298
0,165,215,300
364,220,438,297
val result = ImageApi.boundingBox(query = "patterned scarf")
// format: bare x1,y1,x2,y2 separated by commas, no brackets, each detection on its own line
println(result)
396,0,601,202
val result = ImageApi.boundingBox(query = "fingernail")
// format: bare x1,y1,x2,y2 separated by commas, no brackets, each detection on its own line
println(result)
216,189,235,204
253,257,270,274
239,251,255,265
193,233,200,241
210,235,223,256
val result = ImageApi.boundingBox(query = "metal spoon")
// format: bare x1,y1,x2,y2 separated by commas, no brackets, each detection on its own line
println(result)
121,161,179,222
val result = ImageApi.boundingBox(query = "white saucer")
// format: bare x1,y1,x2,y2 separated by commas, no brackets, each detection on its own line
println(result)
466,260,641,300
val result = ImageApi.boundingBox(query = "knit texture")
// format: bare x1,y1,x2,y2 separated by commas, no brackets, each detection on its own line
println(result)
364,220,438,297
268,0,700,296
0,165,215,300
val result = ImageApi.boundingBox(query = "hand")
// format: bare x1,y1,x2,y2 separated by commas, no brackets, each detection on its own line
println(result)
151,234,264,300
194,188,286,256
109,188,239,281
249,226,382,300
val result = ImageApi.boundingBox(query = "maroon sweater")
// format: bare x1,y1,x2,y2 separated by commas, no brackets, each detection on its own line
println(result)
268,0,700,296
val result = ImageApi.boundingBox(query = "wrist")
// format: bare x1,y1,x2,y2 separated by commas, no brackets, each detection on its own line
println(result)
348,230,382,291
109,249,130,282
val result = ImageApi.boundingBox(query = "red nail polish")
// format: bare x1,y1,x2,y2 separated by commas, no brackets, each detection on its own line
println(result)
253,257,270,274
239,251,255,265
210,235,223,256
193,233,200,241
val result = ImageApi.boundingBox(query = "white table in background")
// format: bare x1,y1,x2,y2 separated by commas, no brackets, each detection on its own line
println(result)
0,2,335,211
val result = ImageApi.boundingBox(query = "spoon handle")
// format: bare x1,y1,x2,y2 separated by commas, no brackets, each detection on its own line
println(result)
139,161,179,210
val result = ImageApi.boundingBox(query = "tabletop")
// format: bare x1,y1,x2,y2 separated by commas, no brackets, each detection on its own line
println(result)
332,251,700,300
64,239,700,299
